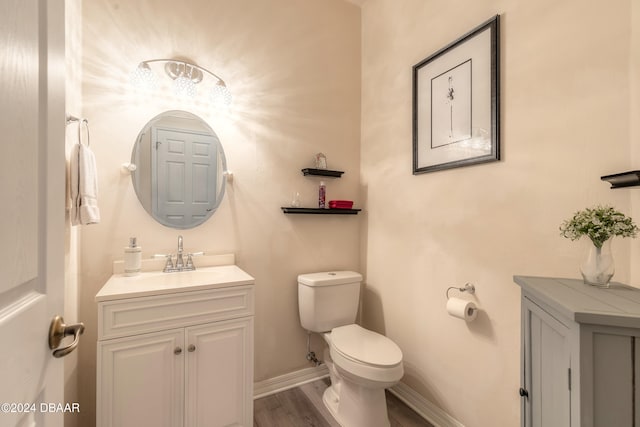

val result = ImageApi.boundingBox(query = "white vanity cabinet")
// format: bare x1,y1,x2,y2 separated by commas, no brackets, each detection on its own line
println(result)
96,265,255,427
514,276,640,427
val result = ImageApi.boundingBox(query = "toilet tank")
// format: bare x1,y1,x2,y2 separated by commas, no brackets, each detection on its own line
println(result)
298,271,363,333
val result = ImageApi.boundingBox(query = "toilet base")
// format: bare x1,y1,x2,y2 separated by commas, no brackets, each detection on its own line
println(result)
322,382,391,427
319,331,399,427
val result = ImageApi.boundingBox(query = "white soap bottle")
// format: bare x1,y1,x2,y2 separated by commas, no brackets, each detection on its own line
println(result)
124,237,142,276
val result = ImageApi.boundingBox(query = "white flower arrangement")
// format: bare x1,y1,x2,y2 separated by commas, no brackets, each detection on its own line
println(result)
560,205,639,249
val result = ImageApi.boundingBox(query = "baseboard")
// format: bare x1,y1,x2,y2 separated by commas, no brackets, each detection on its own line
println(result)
253,365,329,399
389,382,465,427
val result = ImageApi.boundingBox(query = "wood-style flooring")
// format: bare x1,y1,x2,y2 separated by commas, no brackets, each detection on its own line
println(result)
254,378,434,427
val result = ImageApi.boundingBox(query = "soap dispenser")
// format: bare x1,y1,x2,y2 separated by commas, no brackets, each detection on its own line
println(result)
124,237,142,276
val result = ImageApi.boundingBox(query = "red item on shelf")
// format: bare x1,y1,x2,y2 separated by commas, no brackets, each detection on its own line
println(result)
329,200,354,209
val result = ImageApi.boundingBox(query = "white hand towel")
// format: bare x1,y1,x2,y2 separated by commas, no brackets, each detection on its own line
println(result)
70,144,80,224
70,143,100,225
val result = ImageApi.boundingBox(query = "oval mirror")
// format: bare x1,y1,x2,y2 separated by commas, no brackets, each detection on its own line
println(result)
130,110,227,229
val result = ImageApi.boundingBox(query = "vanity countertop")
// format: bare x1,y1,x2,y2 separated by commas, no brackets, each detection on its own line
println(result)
514,275,640,329
96,264,255,302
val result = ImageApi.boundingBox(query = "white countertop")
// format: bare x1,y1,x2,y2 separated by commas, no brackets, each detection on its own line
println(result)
96,264,255,302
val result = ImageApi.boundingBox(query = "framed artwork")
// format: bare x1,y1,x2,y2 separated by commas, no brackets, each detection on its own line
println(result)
412,15,500,174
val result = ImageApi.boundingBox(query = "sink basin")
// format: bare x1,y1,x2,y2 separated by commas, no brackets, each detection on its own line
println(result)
96,264,255,302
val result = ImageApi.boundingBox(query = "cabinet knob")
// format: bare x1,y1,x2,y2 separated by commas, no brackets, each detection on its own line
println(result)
174,347,182,355
519,388,529,398
188,344,196,353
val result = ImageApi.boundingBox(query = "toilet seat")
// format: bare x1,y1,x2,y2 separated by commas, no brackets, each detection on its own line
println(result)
331,324,402,367
328,324,403,384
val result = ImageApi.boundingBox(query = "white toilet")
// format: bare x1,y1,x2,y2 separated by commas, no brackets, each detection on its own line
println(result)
298,271,403,427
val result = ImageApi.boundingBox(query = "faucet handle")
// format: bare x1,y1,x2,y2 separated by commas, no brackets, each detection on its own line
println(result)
184,252,204,270
154,254,174,272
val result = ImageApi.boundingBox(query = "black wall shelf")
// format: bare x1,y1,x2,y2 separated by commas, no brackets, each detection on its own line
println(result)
281,207,361,215
301,168,344,178
601,171,640,189
289,167,356,214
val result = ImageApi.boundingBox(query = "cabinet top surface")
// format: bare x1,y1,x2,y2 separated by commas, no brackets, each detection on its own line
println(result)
96,264,255,302
514,275,640,328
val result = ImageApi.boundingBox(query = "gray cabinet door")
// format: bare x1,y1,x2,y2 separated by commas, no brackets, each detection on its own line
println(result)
590,332,634,426
523,298,571,427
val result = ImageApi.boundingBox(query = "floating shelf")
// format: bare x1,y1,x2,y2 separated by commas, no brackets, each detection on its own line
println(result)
301,168,344,178
601,170,640,189
281,207,361,215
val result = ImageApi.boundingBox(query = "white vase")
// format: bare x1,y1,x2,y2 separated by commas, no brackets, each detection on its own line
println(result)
580,239,614,288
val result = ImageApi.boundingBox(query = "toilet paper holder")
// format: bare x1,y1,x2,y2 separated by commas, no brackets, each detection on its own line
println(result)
446,283,476,300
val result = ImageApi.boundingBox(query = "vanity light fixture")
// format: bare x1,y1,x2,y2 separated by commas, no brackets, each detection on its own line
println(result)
131,59,232,107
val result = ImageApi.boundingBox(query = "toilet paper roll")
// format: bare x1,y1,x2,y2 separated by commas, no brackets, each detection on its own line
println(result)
446,297,478,321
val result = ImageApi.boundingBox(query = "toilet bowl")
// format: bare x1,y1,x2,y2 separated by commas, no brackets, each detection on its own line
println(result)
297,270,403,427
321,324,403,427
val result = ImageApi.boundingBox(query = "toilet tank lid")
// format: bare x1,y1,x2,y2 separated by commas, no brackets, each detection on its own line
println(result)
298,271,363,287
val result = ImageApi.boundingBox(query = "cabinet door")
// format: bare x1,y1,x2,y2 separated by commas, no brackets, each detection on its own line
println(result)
185,317,253,427
523,298,571,427
97,329,184,427
589,331,634,426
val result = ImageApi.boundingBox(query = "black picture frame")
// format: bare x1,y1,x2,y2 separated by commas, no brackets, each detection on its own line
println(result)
412,15,500,174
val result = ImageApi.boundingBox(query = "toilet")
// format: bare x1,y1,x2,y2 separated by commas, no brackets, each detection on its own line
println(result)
298,271,403,427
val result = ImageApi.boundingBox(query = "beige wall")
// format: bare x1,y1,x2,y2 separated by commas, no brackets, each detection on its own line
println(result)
64,1,82,426
77,0,361,424
361,0,635,425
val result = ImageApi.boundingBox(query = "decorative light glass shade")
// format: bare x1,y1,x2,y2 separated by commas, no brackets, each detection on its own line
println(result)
210,82,233,107
130,63,158,91
131,59,231,108
173,75,197,98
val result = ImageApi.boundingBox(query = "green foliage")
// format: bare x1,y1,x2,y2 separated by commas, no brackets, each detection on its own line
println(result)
560,205,639,249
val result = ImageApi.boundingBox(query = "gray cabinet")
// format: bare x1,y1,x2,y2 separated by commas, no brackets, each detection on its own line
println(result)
515,276,640,427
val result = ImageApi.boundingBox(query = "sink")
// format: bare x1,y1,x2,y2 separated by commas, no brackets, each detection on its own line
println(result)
96,264,255,302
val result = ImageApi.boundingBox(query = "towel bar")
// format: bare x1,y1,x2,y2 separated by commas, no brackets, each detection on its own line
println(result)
66,115,90,147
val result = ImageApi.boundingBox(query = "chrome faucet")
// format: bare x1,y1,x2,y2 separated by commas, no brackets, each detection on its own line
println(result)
159,235,198,273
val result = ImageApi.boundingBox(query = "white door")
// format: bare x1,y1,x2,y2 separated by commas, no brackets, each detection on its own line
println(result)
185,318,253,427
0,0,67,426
153,127,218,228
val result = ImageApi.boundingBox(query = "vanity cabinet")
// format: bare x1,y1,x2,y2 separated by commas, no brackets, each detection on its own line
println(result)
96,265,254,427
514,276,640,427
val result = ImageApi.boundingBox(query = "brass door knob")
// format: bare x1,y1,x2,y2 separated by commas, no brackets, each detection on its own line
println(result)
48,316,85,358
